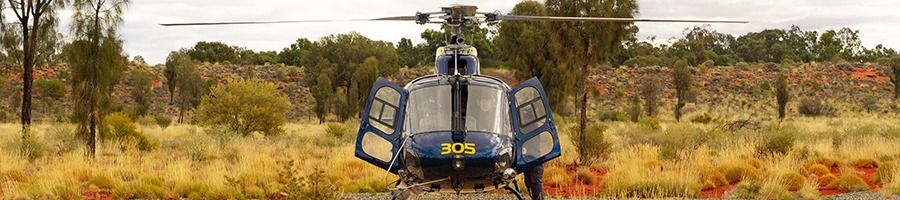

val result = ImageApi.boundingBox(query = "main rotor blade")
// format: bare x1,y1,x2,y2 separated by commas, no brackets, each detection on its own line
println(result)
160,16,419,26
498,15,748,23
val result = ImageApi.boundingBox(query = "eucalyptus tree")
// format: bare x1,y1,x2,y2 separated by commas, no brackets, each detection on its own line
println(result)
68,0,131,157
1,0,66,129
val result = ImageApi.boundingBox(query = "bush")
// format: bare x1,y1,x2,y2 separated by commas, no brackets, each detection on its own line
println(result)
196,78,292,136
798,97,837,117
17,129,48,162
860,94,879,113
35,79,66,99
572,124,613,165
628,95,641,122
722,164,761,184
104,112,158,151
672,59,692,122
806,164,831,176
325,123,350,139
874,161,897,184
826,174,869,192
598,110,628,122
574,168,594,185
689,113,714,124
850,158,879,168
779,172,806,191
757,127,796,156
154,115,172,129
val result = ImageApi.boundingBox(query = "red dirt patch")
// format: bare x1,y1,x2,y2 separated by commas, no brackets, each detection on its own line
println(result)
818,166,881,197
544,168,607,197
700,184,734,198
81,189,113,200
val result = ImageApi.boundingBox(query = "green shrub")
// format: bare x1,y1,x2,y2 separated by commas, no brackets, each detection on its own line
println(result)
104,112,158,151
35,79,66,99
723,164,761,184
87,173,120,190
154,115,172,129
17,129,48,162
689,113,714,124
196,78,292,136
638,117,661,130
174,181,212,198
757,127,796,156
572,124,613,165
278,159,338,199
826,174,868,192
628,95,641,122
798,97,837,117
598,110,629,122
114,179,170,199
325,123,350,139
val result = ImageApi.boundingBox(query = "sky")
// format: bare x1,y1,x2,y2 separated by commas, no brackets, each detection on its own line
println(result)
65,0,900,64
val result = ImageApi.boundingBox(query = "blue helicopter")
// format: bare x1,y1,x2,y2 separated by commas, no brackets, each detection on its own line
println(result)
160,4,745,199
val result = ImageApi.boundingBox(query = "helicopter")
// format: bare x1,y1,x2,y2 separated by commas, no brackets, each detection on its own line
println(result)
161,4,745,199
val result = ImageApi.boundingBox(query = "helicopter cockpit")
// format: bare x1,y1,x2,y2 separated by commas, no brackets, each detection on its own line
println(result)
402,76,511,137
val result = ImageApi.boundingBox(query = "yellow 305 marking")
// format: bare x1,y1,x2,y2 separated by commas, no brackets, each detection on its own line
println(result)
441,143,476,155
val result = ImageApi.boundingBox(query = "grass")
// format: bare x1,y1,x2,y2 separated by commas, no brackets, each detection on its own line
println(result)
0,122,390,199
2,113,900,199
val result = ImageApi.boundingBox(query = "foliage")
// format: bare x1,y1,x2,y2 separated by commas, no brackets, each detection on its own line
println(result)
640,75,662,116
774,72,790,120
154,115,172,129
826,174,869,192
689,113,714,124
128,69,154,116
279,38,313,67
891,56,900,100
798,97,837,117
598,110,628,122
757,126,796,155
325,123,350,139
173,54,207,123
628,95,641,122
66,37,128,156
103,112,158,151
312,72,333,123
278,159,338,200
571,124,613,165
164,50,191,103
672,60,692,121
196,79,291,136
345,57,379,120
34,79,66,99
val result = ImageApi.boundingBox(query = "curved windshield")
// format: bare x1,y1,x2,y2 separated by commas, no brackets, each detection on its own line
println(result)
404,84,511,137
464,85,511,136
406,85,452,134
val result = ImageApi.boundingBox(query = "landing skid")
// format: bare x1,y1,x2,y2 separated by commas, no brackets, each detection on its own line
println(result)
503,180,525,200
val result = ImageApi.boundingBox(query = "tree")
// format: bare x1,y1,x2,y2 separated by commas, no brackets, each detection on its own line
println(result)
197,79,291,136
774,71,790,120
128,69,153,116
544,0,638,166
640,75,661,117
34,78,65,100
348,57,379,119
890,56,900,100
188,41,238,63
312,70,334,123
278,38,312,67
672,60,692,122
174,60,205,123
628,95,641,122
69,0,131,157
497,1,554,85
164,50,191,104
666,25,736,66
396,38,418,67
2,0,66,129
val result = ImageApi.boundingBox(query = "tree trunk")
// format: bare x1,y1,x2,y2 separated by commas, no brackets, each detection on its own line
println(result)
578,64,588,166
88,104,97,158
20,22,34,129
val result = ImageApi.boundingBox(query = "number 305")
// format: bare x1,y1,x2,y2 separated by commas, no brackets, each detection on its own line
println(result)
441,143,476,155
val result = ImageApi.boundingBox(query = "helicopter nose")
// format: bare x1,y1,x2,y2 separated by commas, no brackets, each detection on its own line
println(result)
451,154,466,171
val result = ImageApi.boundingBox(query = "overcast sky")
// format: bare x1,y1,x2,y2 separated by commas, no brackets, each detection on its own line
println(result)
80,0,900,64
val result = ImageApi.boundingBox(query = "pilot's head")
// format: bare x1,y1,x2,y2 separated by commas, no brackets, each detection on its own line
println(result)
478,96,493,111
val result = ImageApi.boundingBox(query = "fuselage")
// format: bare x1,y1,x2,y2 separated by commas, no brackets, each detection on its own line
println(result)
398,74,516,193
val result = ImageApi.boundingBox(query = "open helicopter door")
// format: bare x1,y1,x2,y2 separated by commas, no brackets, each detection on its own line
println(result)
355,77,407,173
509,78,561,172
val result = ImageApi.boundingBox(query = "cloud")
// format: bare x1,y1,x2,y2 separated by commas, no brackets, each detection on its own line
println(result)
64,0,898,64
